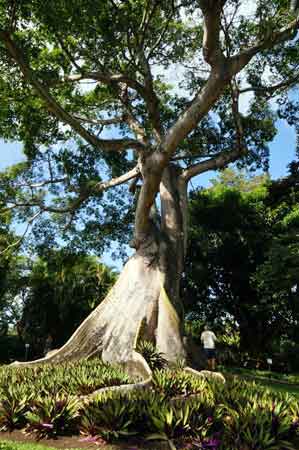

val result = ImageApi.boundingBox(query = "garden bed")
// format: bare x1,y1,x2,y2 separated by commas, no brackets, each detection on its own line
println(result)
1,361,299,449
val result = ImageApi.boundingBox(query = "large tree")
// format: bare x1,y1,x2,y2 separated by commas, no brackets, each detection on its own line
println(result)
0,0,299,375
183,166,299,355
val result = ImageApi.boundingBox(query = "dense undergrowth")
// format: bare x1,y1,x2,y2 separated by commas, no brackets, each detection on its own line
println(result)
0,360,299,450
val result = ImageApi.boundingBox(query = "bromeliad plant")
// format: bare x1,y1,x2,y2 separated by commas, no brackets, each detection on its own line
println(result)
214,379,299,450
0,358,133,399
25,393,81,439
0,385,32,431
152,369,211,398
0,360,299,449
136,340,167,371
80,391,139,442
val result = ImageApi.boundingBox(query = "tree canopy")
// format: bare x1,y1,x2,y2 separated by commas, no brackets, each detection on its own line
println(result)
0,0,299,252
183,166,299,355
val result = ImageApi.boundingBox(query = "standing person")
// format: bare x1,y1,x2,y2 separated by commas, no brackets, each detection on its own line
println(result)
201,325,217,371
44,334,53,356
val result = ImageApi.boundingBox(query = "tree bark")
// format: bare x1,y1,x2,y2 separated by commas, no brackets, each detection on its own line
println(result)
12,165,189,377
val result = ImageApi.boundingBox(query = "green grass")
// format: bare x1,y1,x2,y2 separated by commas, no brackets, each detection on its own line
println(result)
221,366,299,384
255,379,299,397
0,442,82,450
0,440,162,450
0,441,118,450
221,366,299,397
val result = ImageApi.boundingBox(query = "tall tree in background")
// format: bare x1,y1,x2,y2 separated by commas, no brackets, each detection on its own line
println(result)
20,250,116,356
0,0,299,374
0,208,25,336
183,166,299,355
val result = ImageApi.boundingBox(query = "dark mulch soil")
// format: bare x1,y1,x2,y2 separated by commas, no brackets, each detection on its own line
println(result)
0,431,168,450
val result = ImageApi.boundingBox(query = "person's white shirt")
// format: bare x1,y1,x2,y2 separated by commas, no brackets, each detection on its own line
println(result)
201,330,217,349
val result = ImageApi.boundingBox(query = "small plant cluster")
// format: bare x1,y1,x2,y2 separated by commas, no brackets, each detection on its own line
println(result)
0,364,299,450
136,340,167,370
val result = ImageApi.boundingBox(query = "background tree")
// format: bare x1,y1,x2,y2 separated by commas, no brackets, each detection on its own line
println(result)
0,209,25,336
0,0,299,373
183,165,299,357
19,249,116,358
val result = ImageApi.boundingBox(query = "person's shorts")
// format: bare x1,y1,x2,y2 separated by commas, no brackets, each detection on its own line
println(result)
204,348,216,359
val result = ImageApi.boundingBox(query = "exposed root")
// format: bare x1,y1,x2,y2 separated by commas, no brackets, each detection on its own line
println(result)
80,376,153,403
184,367,226,384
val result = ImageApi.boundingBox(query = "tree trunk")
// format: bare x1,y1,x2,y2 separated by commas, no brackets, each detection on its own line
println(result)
12,165,188,378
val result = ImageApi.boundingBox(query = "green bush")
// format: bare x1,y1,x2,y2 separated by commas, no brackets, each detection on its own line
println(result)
0,385,31,431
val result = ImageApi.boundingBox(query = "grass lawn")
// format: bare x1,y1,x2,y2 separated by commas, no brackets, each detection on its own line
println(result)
262,381,299,396
0,440,150,450
221,366,299,397
0,442,91,450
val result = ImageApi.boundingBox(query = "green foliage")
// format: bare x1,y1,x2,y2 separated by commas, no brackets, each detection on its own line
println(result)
215,380,299,450
0,385,31,431
0,335,24,364
184,167,299,357
1,363,299,448
0,220,26,336
81,391,138,441
152,369,208,398
0,358,133,400
25,394,80,439
136,340,167,371
19,249,116,356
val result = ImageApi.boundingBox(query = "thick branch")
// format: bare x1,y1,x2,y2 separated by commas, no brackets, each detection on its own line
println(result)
118,84,148,145
239,73,299,96
163,73,227,159
134,154,164,243
73,115,125,126
230,78,245,154
137,50,162,142
6,166,140,215
199,0,225,66
48,72,145,92
181,148,243,181
230,17,299,75
48,67,162,144
0,31,143,153
15,177,67,189
163,14,299,162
